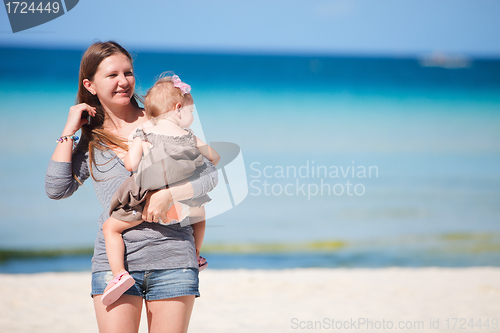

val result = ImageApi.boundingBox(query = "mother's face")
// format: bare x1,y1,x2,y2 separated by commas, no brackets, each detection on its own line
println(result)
83,53,136,110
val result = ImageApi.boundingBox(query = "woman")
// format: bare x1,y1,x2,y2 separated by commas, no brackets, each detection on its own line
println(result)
45,41,217,333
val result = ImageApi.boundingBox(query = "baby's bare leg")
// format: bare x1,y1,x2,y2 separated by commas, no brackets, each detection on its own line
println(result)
102,216,142,277
189,207,206,256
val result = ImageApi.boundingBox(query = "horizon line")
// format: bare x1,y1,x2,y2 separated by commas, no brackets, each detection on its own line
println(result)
1,43,500,61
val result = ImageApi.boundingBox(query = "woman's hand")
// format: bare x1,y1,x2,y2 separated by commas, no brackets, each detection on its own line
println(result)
142,189,174,223
142,181,195,223
51,103,97,163
64,103,97,135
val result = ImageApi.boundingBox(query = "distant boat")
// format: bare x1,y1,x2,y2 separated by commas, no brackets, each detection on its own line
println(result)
418,52,472,69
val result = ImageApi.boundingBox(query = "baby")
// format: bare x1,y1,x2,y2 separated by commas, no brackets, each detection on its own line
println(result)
101,74,219,306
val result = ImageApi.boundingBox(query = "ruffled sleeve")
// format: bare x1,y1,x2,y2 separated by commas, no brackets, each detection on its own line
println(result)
133,128,148,141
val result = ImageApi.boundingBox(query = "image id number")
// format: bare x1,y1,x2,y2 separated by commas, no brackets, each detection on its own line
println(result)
445,318,498,330
5,2,60,14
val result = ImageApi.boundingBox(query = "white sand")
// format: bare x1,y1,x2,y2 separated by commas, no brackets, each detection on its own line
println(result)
1,268,499,333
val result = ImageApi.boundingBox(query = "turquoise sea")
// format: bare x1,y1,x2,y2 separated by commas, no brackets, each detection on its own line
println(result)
0,47,499,273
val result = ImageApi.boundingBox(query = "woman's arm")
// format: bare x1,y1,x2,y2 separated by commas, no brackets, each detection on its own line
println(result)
45,139,90,200
46,103,95,199
188,157,218,199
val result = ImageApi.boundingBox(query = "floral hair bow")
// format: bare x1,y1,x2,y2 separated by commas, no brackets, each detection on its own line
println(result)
172,75,191,95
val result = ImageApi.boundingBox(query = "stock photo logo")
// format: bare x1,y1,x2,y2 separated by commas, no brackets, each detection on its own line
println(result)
208,142,248,218
180,107,248,219
249,161,379,199
3,0,79,33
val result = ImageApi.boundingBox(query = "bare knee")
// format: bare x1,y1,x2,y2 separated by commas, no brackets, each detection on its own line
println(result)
103,217,142,238
102,217,122,238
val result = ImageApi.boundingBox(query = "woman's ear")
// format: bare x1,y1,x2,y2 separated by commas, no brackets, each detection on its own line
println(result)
83,79,96,95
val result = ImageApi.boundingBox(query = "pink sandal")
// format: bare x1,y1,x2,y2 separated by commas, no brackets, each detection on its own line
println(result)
198,256,208,271
101,271,135,306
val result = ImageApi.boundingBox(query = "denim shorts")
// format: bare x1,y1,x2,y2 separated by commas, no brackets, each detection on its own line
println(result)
91,268,200,301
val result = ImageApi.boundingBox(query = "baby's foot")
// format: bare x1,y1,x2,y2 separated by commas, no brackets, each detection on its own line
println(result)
103,272,126,294
101,271,135,306
198,255,208,271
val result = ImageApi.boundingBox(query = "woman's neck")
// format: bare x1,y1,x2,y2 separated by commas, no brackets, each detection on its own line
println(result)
102,104,144,134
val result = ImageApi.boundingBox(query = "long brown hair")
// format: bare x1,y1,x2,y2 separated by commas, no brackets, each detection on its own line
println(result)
77,41,141,180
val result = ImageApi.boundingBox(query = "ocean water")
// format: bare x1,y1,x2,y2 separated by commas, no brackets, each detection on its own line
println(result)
0,47,499,272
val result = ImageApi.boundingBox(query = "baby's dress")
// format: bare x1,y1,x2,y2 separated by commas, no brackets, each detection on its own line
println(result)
109,127,211,224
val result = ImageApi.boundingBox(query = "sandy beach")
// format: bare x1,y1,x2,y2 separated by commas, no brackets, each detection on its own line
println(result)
1,268,499,333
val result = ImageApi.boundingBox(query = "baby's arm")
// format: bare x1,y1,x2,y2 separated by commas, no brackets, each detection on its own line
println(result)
196,137,220,167
123,137,144,172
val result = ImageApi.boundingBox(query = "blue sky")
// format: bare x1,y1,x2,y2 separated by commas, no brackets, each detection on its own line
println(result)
1,0,500,57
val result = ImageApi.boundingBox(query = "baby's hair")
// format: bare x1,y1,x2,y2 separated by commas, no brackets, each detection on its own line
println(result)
144,72,192,118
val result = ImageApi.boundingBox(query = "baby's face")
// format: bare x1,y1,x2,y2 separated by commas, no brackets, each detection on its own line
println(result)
178,103,194,128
